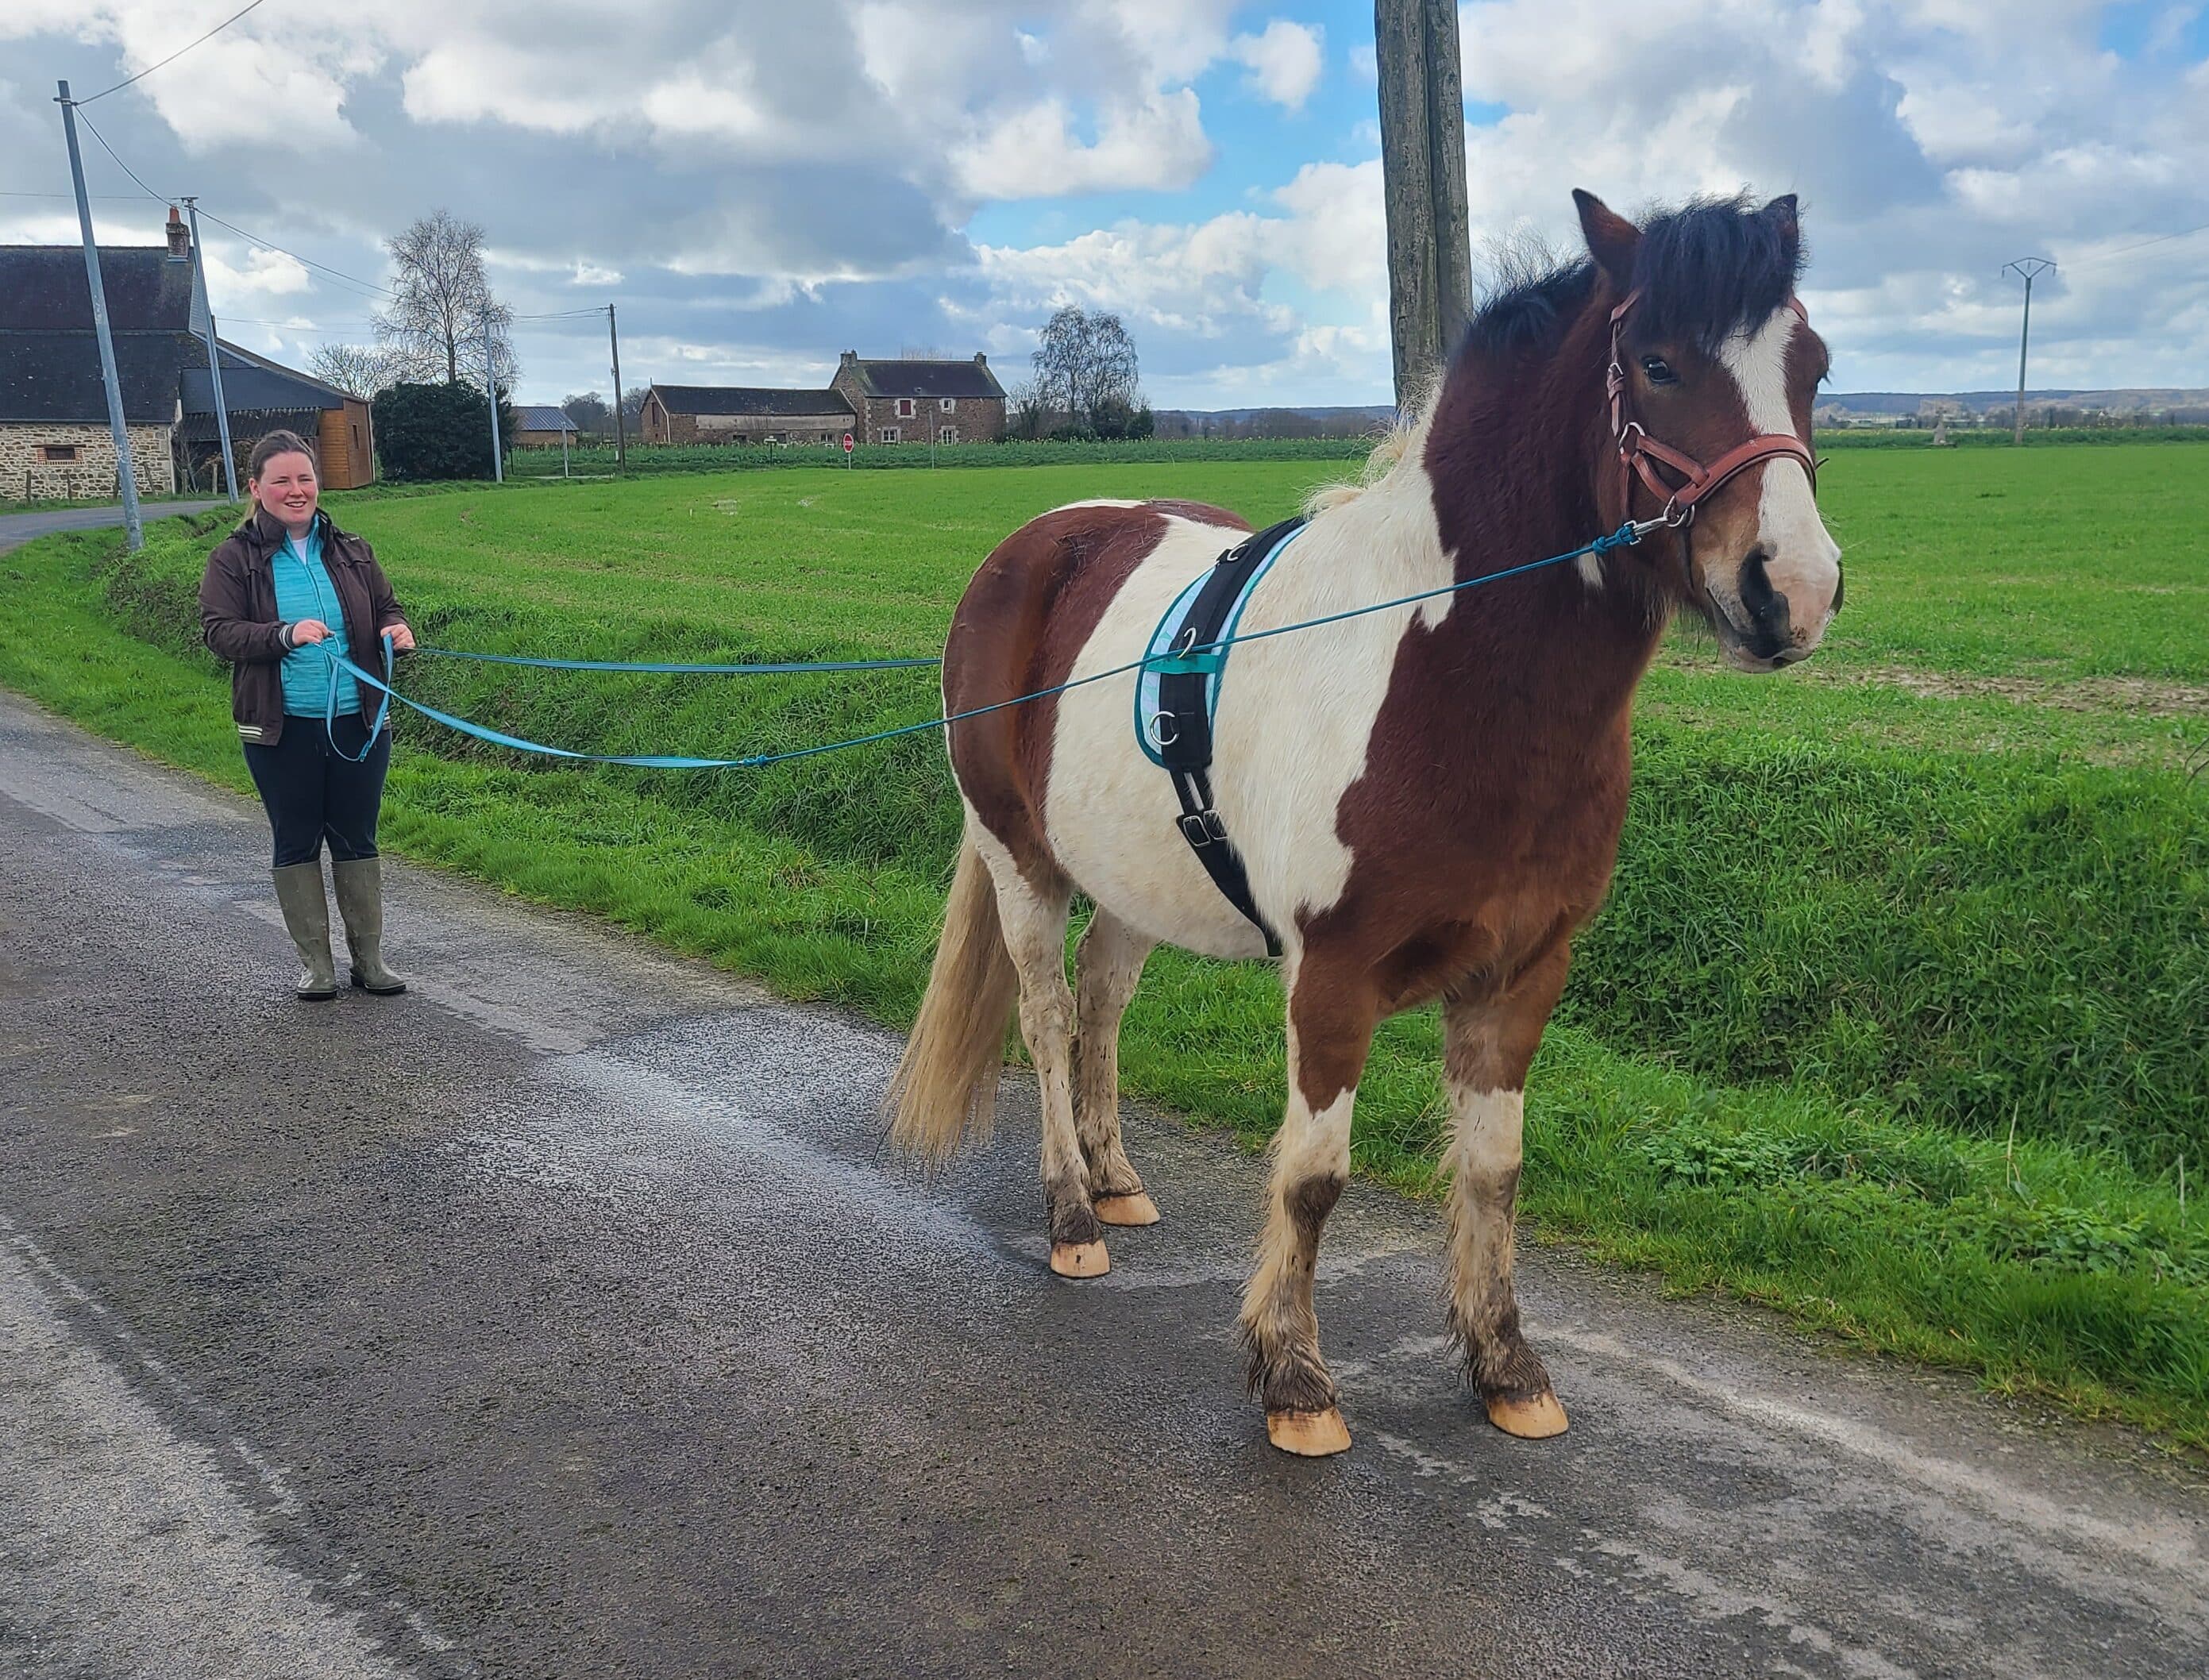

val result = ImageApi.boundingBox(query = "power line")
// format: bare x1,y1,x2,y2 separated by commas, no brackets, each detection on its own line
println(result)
67,107,395,302
2062,221,2209,271
191,208,394,299
75,0,272,106
70,109,172,205
0,188,148,201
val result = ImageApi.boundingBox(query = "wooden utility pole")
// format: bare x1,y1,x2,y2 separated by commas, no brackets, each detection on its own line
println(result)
1375,0,1473,411
484,307,503,483
56,80,143,550
2003,258,2054,446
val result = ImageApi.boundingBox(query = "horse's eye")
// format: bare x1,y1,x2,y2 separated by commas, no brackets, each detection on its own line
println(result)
1640,356,1679,386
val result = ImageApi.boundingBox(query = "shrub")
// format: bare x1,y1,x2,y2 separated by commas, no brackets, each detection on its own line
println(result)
374,381,517,481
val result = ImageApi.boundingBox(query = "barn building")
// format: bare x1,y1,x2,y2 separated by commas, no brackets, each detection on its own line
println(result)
0,209,372,500
639,385,857,446
512,405,581,449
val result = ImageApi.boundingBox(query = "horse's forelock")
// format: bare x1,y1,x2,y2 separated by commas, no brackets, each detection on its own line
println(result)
1630,193,1805,353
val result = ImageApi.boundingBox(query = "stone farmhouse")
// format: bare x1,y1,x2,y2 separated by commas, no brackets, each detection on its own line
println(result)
0,209,372,501
831,353,1005,445
640,353,1006,449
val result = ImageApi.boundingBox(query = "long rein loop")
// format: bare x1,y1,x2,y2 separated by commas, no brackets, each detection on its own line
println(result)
327,521,1656,773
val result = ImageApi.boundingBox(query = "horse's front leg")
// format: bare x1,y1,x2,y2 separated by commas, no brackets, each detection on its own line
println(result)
1442,941,1573,1438
1237,957,1377,1456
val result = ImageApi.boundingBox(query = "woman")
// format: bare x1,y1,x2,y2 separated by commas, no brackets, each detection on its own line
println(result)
199,430,417,1000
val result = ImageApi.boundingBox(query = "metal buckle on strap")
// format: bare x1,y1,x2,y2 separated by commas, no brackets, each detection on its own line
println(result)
1178,811,1227,847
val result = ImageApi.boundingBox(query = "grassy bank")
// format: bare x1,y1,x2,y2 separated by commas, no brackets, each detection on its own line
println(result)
5,445,2206,1448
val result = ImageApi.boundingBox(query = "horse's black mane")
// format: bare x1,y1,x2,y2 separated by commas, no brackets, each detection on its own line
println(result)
1456,193,1803,365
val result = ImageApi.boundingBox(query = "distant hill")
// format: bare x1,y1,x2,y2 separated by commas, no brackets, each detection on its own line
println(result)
1158,391,2209,436
1155,404,1396,439
1819,389,2209,422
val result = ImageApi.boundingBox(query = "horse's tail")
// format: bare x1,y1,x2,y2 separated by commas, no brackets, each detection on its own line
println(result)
885,828,1020,1162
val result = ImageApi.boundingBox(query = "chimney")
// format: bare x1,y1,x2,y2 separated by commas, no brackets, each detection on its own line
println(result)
973,352,986,367
165,206,191,262
839,350,858,368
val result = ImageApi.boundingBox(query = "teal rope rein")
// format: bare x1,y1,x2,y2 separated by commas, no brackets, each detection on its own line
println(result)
333,521,1648,772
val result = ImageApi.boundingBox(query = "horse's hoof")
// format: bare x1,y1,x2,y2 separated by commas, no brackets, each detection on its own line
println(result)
1048,1241,1110,1278
1266,1407,1352,1457
1486,1391,1570,1439
1093,1193,1160,1227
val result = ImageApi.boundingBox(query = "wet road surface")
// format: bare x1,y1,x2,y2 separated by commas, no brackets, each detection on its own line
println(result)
2,689,2205,1678
0,502,226,555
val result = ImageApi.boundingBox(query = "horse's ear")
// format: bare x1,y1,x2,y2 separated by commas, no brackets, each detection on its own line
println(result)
1764,193,1801,268
1573,189,1639,288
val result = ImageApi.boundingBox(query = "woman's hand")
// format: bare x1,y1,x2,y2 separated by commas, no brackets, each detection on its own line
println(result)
288,618,331,646
384,620,417,653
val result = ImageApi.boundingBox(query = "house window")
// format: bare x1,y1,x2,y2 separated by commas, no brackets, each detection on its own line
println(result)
895,397,916,418
40,444,79,463
939,426,956,445
939,397,955,412
880,426,900,444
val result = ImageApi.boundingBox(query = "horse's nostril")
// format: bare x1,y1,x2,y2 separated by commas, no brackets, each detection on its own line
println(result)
1736,547,1783,625
1832,561,1845,614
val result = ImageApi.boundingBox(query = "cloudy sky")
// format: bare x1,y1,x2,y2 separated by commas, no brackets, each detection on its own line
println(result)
3,1,2205,407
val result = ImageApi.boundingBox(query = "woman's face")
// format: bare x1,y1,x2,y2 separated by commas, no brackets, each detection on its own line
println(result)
249,451,319,529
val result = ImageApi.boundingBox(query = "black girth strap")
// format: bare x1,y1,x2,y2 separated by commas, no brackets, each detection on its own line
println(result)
1154,517,1305,957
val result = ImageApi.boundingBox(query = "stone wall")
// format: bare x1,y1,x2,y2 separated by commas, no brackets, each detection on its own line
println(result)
0,422,176,502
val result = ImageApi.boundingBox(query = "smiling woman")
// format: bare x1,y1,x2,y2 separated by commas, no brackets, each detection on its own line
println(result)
196,429,418,1001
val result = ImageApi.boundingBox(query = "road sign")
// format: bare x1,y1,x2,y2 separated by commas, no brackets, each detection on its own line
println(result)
842,433,854,453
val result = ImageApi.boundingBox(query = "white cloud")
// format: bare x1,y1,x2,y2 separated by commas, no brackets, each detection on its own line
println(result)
1231,20,1324,111
954,89,1212,199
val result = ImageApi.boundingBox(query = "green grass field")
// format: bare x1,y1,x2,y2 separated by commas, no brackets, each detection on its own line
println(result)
5,441,2207,1447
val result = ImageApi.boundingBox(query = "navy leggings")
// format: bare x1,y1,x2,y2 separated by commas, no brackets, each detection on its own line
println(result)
243,711,390,867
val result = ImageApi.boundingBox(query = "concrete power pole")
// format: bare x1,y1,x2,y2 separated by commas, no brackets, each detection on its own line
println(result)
484,310,503,484
607,304,627,471
181,197,238,502
55,80,144,550
1375,0,1473,412
2003,258,2054,446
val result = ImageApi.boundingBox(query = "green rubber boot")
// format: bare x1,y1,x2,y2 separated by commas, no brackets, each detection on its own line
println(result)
272,862,338,1001
331,856,407,996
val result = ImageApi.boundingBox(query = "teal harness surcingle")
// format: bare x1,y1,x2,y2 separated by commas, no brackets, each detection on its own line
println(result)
1134,517,1309,956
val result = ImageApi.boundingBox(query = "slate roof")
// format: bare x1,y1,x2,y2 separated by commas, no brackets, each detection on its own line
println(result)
845,358,1004,401
515,404,580,432
0,245,196,333
650,384,855,418
179,341,354,417
0,332,191,424
0,244,204,425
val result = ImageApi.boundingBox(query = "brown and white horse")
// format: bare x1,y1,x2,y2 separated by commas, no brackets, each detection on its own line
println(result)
887,191,1842,1457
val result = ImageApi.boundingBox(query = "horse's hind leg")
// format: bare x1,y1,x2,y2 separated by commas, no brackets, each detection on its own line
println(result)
1442,943,1573,1439
981,846,1107,1278
1072,907,1158,1226
1237,956,1377,1456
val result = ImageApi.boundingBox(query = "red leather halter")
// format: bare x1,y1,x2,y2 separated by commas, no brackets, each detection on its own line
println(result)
1606,291,1818,530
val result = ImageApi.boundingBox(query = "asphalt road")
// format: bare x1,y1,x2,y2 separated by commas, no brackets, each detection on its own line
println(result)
2,689,2204,1680
0,501,227,555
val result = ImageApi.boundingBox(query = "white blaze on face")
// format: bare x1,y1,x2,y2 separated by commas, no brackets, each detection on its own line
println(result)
1716,307,1843,653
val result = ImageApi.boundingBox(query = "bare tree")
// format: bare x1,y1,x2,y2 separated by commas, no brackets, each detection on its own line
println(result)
373,210,518,389
561,391,612,436
306,342,396,400
1031,305,1140,430
1006,378,1048,440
